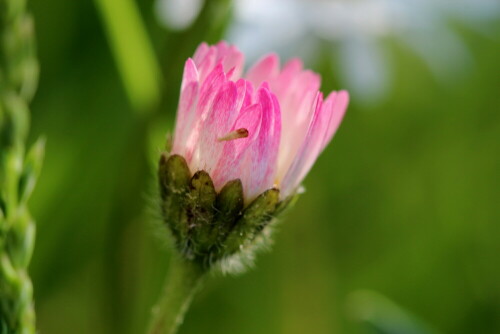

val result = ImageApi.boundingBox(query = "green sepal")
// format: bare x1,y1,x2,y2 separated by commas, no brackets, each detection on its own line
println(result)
187,171,217,257
158,153,302,272
213,179,243,240
223,188,280,255
158,154,191,243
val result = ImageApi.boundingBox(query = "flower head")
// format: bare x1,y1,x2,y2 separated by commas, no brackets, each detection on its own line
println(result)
159,41,348,269
172,41,349,201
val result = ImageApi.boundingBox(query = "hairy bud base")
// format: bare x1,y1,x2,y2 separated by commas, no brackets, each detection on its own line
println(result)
158,153,293,270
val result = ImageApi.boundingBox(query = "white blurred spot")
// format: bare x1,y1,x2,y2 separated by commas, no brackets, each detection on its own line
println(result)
227,0,499,103
337,36,390,103
155,0,204,30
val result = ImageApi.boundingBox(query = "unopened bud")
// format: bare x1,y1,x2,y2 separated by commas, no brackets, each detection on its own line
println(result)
158,154,294,270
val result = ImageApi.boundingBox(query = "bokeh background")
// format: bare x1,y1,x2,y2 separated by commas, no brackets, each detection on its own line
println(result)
27,0,499,333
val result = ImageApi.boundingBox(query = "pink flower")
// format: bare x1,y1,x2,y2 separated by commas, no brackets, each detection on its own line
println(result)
172,41,349,201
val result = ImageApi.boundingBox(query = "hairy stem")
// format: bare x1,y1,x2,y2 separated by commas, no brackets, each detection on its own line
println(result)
148,256,206,334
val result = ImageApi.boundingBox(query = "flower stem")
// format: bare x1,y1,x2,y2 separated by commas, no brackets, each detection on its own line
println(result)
148,256,206,334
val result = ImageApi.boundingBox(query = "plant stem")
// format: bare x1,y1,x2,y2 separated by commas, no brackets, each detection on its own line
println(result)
148,256,206,334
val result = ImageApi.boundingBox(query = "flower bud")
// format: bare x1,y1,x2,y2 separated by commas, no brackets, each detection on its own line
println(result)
158,41,349,271
159,153,289,269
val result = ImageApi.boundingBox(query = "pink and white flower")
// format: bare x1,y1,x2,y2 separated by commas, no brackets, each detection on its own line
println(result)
172,41,349,201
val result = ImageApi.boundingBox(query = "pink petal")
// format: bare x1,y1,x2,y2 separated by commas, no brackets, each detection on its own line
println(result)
181,58,199,91
243,79,254,106
212,103,262,189
223,46,245,79
183,64,227,163
272,63,322,183
193,81,239,176
321,90,349,151
172,81,199,156
281,92,333,197
196,64,226,120
244,86,281,200
193,42,209,65
214,41,229,54
234,79,252,114
173,59,200,156
274,87,317,182
196,47,216,83
232,103,263,154
225,67,235,79
213,42,245,79
245,54,280,88
271,58,303,98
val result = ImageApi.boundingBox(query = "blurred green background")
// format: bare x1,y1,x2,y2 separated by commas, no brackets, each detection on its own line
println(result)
26,0,499,333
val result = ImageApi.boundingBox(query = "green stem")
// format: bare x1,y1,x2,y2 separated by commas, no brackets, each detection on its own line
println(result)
148,256,206,334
